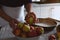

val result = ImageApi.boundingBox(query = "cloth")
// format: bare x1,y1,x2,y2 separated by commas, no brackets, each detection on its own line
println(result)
0,0,32,26
0,5,25,26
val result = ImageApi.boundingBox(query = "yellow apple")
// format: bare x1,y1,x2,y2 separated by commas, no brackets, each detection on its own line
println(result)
18,23,24,28
29,17,34,24
35,27,44,35
22,25,30,32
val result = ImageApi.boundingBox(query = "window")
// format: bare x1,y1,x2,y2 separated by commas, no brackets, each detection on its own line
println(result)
32,0,40,2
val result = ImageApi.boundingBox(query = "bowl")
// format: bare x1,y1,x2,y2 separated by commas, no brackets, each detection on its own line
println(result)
12,18,57,39
12,23,44,39
34,18,57,33
16,36,40,40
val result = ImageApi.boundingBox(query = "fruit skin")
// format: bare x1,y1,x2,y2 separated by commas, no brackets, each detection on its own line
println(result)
25,12,37,25
18,23,24,28
29,17,34,25
49,35,56,40
13,28,21,36
22,25,30,32
35,27,44,35
27,30,38,37
25,17,35,25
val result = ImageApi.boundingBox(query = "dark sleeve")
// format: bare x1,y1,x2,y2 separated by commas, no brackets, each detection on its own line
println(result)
24,0,32,5
27,0,32,3
0,0,1,4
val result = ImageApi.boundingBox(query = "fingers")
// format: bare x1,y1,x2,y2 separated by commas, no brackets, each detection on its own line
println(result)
13,19,20,24
25,12,37,25
9,19,18,29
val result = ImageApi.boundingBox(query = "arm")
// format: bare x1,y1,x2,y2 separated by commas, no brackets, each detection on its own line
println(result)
0,6,13,22
24,0,32,13
24,3,32,13
0,6,19,29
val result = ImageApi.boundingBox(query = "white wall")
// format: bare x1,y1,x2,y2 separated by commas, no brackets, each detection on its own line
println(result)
51,6,60,20
31,4,40,18
40,6,52,18
40,3,60,20
31,3,52,18
26,3,60,20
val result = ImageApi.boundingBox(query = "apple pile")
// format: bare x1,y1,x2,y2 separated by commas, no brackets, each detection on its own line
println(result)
12,12,44,38
12,22,44,38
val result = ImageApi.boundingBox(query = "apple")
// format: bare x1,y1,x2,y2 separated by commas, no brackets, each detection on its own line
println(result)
25,12,36,25
18,23,24,28
25,17,34,25
29,17,34,24
27,30,38,37
30,26,35,30
35,27,44,35
13,28,21,36
22,25,30,32
49,35,56,40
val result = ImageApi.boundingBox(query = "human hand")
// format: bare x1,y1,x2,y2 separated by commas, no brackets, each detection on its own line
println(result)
25,12,37,25
9,18,20,30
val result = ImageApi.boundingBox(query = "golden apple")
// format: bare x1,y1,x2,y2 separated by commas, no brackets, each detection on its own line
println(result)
29,17,34,24
22,25,30,32
18,23,24,28
35,27,44,35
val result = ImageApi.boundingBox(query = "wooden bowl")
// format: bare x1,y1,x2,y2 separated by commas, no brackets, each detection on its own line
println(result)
34,18,57,33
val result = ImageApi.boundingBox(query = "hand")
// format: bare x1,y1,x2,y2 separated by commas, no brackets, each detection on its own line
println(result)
25,12,37,24
9,18,20,30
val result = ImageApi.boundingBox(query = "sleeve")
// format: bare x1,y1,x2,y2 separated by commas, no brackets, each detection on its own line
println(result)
0,0,3,5
24,0,32,5
0,0,1,4
27,0,32,3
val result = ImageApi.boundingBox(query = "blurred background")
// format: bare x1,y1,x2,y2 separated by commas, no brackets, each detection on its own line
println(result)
0,0,60,40
30,0,60,21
